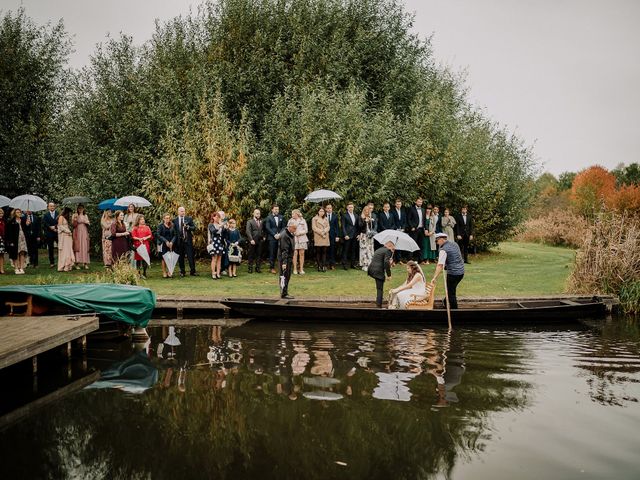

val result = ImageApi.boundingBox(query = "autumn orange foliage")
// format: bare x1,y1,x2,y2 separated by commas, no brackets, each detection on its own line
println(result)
610,184,640,213
570,166,617,216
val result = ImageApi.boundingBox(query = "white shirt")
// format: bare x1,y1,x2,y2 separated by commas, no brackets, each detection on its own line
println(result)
417,208,423,228
462,214,467,224
348,212,355,225
438,249,447,266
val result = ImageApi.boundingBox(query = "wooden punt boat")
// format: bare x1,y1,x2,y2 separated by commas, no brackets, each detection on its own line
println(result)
221,297,609,324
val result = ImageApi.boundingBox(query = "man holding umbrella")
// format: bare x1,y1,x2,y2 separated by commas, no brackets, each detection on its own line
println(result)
279,219,297,299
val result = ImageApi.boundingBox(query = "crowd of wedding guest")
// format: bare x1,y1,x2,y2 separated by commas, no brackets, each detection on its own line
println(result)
0,196,474,278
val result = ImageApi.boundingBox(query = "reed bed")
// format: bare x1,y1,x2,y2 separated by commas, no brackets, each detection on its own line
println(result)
514,209,589,248
567,213,640,314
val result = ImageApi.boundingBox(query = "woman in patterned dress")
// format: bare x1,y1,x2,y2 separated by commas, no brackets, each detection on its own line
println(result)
100,210,114,267
6,208,29,274
358,205,377,271
72,204,91,269
291,209,308,275
57,208,75,272
208,212,225,279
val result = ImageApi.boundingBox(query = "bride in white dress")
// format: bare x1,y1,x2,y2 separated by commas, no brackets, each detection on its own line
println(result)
389,261,428,309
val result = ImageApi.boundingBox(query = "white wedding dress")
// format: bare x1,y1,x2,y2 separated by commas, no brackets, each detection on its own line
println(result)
391,273,427,309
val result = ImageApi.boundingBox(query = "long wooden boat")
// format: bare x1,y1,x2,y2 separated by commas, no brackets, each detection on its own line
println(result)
221,297,609,324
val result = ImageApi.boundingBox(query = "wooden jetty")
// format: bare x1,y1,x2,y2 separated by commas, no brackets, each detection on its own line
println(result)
0,314,99,373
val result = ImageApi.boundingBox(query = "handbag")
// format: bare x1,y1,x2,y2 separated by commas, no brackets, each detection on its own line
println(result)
228,243,242,263
206,243,215,255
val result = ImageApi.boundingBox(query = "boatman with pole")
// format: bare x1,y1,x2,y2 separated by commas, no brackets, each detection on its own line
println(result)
279,219,297,299
431,232,465,309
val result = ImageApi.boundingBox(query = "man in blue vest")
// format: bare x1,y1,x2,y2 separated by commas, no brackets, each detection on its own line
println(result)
431,232,465,309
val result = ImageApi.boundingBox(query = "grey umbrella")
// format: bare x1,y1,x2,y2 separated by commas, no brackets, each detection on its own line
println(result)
62,196,91,205
9,194,47,212
0,195,10,208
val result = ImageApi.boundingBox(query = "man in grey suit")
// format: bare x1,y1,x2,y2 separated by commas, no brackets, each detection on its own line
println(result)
246,208,265,273
367,241,395,308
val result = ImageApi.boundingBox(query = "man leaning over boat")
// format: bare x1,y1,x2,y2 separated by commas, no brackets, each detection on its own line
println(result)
431,232,465,309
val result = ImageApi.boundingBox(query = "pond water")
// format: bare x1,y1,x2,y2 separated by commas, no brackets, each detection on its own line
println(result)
1,319,639,479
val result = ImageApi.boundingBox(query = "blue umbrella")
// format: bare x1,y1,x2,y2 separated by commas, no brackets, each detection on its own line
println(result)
98,198,127,211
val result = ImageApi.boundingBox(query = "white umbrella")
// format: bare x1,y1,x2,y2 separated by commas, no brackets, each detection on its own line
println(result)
136,244,151,266
373,229,420,252
114,195,151,208
62,195,92,205
163,251,179,276
9,194,47,212
304,189,342,203
0,195,10,208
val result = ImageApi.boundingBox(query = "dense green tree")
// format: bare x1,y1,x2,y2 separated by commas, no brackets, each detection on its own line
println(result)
557,171,576,191
612,162,640,187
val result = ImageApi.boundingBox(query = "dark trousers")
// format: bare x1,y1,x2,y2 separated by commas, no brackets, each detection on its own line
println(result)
374,278,385,307
315,246,327,268
247,239,263,270
280,260,292,297
46,237,56,265
328,238,337,266
136,260,148,276
177,242,196,275
268,239,278,268
341,237,358,267
445,273,464,309
457,235,471,262
27,238,39,266
409,228,424,261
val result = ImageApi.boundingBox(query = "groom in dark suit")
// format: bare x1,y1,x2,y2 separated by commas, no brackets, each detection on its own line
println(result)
325,204,340,270
454,205,474,264
407,197,426,262
174,206,197,277
265,204,284,273
42,202,58,267
341,202,359,269
367,240,395,307
24,210,41,267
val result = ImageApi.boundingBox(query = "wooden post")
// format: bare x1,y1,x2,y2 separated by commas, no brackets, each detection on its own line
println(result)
32,356,38,374
443,271,453,331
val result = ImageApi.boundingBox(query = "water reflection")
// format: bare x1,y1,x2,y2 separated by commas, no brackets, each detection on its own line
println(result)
1,321,639,479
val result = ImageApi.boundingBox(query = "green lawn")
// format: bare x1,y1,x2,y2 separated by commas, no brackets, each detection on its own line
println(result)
0,242,576,299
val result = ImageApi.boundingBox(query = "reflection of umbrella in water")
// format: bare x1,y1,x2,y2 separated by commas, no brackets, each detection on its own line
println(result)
304,376,341,388
114,195,152,208
304,189,342,203
62,195,91,205
0,195,11,208
373,229,420,252
303,391,343,401
136,244,151,266
9,194,47,212
163,251,179,277
85,352,158,394
164,326,181,346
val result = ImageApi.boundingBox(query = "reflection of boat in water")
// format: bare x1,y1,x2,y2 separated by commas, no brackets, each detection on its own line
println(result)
222,297,608,323
85,352,158,394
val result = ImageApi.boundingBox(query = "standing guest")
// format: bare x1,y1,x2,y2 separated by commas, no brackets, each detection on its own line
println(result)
454,205,474,264
431,205,442,233
132,215,153,279
391,198,407,263
278,219,297,299
378,202,395,231
42,202,58,267
218,210,230,275
57,207,75,272
110,211,130,263
265,204,284,274
367,201,378,224
157,213,177,278
174,206,197,277
101,210,114,267
441,208,457,245
358,205,377,271
341,202,358,270
407,197,426,262
207,212,225,279
6,209,29,274
72,204,91,269
311,206,330,272
24,210,41,268
123,204,139,232
431,232,465,309
367,240,395,308
422,205,437,264
291,209,308,275
325,204,340,270
223,218,242,278
246,208,265,274
0,209,6,274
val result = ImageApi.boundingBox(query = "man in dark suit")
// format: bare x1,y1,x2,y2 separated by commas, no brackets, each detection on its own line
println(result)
174,206,197,277
325,203,340,270
391,199,407,263
42,202,58,267
454,205,474,264
265,204,284,274
378,202,395,231
341,202,358,269
23,210,41,268
246,208,265,273
407,197,426,262
367,240,395,308
278,219,297,299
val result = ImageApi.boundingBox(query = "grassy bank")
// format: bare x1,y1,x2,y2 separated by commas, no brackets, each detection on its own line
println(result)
0,242,576,299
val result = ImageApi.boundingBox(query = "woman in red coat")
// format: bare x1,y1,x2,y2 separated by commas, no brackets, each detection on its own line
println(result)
132,215,153,279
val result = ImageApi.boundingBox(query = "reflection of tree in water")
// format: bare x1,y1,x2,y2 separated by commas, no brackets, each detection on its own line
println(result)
0,325,533,480
574,320,640,407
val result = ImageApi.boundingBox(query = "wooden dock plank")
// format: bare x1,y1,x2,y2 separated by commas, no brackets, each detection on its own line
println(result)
0,315,99,370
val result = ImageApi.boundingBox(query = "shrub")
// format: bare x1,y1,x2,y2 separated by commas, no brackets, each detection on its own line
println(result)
570,166,616,217
103,258,140,286
566,213,640,314
514,208,588,248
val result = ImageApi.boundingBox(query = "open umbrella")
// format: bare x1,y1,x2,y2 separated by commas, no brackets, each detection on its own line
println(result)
163,250,179,276
98,198,127,211
304,189,342,203
136,244,151,266
373,229,420,252
114,195,151,208
9,194,47,212
62,196,91,205
0,195,10,208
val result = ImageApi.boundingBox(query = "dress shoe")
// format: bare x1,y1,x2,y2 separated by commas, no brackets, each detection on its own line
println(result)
256,268,262,273
342,265,348,270
180,272,185,278
464,261,471,264
190,272,198,276
281,294,295,299
248,267,253,273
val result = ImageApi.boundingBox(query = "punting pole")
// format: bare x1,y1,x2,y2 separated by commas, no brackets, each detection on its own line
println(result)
443,271,452,331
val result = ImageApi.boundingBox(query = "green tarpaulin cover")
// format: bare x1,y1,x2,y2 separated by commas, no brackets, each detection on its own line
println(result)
0,284,156,327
